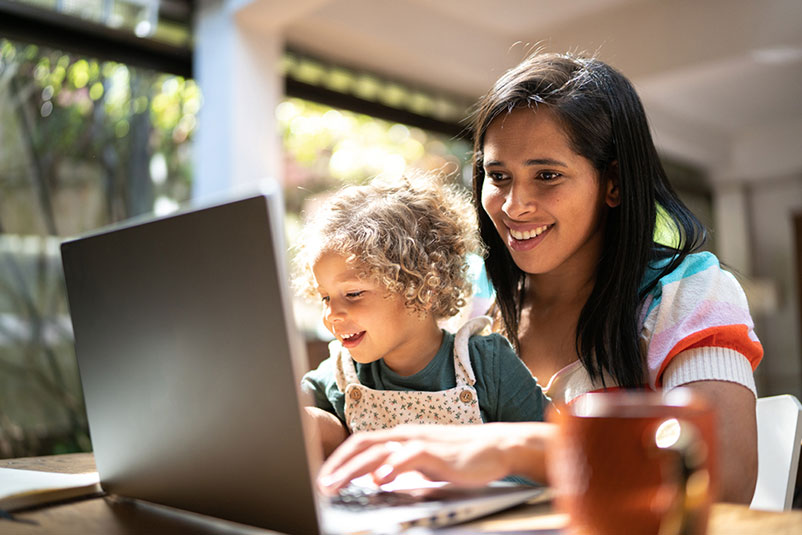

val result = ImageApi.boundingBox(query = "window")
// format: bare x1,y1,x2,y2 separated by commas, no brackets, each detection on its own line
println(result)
0,37,197,457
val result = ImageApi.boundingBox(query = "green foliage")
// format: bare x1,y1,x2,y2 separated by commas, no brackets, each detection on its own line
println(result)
277,97,472,217
0,37,199,458
0,38,197,219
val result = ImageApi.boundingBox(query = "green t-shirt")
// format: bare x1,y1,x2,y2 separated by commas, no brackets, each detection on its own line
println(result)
301,330,548,425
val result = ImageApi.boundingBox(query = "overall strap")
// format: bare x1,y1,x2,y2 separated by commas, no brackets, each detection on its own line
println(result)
332,340,361,392
453,316,491,386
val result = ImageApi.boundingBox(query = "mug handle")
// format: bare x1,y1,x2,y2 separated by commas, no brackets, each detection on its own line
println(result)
653,418,710,535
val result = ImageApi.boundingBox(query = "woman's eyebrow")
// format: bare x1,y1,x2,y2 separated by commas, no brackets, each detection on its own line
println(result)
525,158,568,167
484,158,568,167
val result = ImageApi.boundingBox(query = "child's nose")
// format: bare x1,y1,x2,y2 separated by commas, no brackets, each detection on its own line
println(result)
324,302,346,324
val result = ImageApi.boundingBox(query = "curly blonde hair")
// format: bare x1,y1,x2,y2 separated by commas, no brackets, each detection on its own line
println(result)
294,172,483,320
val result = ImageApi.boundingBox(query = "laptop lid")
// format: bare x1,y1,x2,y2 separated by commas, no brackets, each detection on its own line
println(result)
61,186,323,534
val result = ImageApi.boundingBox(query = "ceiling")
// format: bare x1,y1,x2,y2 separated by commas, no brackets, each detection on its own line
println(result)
239,0,802,182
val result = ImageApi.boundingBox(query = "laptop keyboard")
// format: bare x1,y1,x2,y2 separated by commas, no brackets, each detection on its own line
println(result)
332,486,422,510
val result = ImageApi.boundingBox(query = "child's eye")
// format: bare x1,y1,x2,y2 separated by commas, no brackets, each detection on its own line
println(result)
345,291,364,299
320,295,330,303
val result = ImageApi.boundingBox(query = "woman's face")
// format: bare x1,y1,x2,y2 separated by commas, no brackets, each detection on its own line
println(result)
480,107,618,277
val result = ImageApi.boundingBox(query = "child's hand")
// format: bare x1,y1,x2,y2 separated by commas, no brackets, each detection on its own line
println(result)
305,406,350,459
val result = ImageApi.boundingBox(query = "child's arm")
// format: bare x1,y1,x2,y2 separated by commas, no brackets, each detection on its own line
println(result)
301,353,351,457
305,406,350,458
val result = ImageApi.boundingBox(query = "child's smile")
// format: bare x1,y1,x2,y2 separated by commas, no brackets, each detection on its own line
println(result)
339,330,365,348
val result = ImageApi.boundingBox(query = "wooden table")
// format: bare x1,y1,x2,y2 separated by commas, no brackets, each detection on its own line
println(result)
2,454,801,534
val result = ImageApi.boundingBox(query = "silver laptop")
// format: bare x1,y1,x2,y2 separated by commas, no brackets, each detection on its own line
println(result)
60,184,543,535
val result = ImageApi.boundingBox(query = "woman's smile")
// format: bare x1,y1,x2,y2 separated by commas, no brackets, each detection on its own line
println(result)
507,223,554,251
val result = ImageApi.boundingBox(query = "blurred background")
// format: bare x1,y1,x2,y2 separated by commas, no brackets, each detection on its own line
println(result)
0,0,800,459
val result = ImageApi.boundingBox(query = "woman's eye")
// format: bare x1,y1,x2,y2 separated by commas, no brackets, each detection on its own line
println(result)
538,171,561,182
485,171,508,182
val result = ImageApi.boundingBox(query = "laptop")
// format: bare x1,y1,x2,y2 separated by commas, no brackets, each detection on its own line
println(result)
60,183,544,535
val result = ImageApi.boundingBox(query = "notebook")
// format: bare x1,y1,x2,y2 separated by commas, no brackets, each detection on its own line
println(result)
0,468,101,512
60,183,544,535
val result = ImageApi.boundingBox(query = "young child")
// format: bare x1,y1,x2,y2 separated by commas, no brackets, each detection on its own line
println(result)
294,172,547,457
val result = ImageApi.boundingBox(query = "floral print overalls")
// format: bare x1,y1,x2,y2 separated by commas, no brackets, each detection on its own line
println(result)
333,316,490,432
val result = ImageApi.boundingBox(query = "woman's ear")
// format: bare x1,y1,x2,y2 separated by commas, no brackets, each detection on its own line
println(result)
604,161,621,208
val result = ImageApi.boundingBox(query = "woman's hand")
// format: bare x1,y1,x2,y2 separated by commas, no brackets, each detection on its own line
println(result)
317,422,555,495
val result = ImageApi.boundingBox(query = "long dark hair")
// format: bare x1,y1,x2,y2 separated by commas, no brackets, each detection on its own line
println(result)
471,53,706,388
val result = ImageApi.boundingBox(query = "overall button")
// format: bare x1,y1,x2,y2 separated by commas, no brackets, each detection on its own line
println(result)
459,390,473,403
349,389,363,401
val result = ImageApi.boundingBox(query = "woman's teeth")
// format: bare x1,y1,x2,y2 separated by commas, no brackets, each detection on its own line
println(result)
510,225,550,240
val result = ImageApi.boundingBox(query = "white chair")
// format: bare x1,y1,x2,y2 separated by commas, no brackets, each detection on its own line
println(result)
750,394,802,511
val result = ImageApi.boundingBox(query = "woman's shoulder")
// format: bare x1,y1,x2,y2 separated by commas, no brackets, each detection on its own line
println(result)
639,249,756,341
639,250,757,339
642,251,723,292
640,251,747,308
638,252,763,389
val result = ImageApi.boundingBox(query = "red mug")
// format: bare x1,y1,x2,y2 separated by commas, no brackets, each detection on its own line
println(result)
547,388,717,535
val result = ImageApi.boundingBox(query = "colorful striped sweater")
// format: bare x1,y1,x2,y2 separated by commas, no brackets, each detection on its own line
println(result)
543,252,763,405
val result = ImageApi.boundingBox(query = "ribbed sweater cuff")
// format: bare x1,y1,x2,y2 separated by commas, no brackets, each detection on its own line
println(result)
662,346,757,397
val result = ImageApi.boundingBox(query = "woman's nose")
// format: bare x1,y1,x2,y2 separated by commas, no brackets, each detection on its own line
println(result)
502,181,536,219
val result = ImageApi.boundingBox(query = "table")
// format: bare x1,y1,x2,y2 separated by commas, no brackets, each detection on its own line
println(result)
2,454,801,534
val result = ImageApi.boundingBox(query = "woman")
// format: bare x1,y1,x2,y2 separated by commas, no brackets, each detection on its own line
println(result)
318,52,762,504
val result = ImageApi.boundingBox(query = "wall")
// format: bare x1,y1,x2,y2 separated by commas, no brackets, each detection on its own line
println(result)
748,174,802,398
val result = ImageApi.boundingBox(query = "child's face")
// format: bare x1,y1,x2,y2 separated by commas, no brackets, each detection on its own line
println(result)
312,252,438,373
